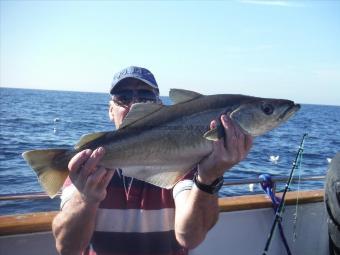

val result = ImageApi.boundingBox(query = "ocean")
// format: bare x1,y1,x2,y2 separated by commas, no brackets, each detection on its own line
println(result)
0,87,339,215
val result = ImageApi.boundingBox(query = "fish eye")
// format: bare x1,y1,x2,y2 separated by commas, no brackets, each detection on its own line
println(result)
261,103,274,115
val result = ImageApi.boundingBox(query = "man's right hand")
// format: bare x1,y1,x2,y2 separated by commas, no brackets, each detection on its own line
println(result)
68,147,115,204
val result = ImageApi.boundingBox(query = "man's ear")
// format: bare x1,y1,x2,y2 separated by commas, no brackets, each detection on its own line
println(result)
108,101,115,122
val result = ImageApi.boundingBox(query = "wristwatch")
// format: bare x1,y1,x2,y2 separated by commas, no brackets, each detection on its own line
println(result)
193,172,224,195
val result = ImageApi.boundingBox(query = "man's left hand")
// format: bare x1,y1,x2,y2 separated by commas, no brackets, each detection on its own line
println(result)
198,114,253,184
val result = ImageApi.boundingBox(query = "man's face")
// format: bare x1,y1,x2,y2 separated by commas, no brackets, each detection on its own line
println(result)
109,79,159,128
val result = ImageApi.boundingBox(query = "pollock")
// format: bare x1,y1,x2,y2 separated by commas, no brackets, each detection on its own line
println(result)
23,89,300,197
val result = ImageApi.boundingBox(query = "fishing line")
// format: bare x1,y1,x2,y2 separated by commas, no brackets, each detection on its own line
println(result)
292,146,304,242
262,133,308,255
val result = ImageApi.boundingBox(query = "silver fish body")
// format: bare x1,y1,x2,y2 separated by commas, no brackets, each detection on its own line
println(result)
23,89,300,197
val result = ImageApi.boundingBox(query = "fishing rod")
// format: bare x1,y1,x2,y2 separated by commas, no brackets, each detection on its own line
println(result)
262,133,308,255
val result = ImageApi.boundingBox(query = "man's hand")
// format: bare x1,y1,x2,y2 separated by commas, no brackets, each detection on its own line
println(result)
198,114,253,184
68,147,115,204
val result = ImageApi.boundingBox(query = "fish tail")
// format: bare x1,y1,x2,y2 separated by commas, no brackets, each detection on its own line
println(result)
22,149,71,198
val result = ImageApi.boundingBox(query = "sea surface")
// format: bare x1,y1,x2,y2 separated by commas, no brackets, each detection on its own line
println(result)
0,87,339,215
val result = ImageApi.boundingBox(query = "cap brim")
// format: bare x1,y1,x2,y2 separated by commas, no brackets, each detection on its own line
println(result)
110,76,158,95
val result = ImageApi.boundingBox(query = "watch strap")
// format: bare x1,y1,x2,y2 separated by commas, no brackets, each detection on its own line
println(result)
193,172,224,194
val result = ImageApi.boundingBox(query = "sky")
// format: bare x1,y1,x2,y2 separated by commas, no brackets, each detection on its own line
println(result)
1,0,339,105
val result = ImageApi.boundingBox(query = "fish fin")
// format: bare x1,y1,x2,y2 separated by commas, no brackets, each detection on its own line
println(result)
203,123,225,141
169,89,203,104
22,149,70,198
120,103,163,129
122,167,186,189
75,132,108,150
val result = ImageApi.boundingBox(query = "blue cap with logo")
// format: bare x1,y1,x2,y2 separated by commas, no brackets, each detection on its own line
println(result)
110,66,159,95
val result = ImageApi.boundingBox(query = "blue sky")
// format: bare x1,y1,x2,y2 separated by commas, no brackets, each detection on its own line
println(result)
1,0,339,105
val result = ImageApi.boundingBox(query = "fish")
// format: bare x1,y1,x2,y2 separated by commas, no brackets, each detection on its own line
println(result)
22,89,300,198
325,152,340,253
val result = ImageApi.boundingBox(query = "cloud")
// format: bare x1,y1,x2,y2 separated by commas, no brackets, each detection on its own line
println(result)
240,0,302,7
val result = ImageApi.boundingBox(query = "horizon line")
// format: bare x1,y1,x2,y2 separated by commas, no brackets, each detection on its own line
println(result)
1,86,339,107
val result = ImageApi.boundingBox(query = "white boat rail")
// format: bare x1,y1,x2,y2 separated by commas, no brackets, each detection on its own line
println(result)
0,175,325,201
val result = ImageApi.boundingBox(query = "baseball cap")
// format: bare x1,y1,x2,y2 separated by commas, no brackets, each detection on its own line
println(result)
110,66,159,95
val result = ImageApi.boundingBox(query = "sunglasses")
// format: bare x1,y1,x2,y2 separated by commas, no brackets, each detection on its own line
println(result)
112,89,158,107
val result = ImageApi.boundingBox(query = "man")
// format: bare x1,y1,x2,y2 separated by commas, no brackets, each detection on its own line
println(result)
52,66,253,255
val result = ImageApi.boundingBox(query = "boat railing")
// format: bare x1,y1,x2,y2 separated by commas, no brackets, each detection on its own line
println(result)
0,175,325,236
222,175,325,186
0,175,325,201
0,192,62,201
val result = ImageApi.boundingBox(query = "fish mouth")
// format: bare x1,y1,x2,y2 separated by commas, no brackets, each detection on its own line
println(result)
278,103,300,121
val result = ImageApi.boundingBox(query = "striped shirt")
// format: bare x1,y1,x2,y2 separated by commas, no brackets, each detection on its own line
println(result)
61,169,194,255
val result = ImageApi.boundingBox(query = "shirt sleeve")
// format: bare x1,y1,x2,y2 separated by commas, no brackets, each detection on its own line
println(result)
172,168,196,199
